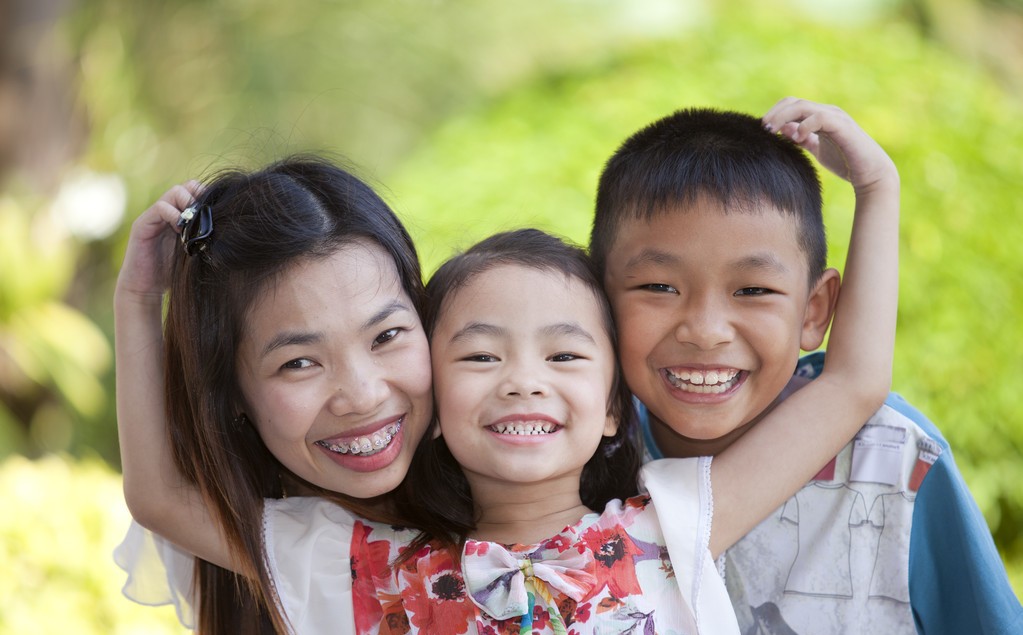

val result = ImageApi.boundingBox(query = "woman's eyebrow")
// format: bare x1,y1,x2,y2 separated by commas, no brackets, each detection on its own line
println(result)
261,331,322,358
362,300,412,330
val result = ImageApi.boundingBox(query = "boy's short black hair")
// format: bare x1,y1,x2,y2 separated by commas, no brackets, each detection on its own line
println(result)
590,107,827,285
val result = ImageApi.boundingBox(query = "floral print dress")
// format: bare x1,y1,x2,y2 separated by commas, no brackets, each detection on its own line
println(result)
116,456,736,634
353,494,700,634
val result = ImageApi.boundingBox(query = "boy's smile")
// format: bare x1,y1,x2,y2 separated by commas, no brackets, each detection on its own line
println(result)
603,197,838,456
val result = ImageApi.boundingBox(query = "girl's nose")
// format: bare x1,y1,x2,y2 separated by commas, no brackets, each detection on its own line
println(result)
499,360,548,398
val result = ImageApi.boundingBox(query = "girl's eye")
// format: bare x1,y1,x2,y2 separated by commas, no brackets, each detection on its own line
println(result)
548,352,581,363
281,358,314,371
372,327,401,348
735,287,773,297
641,283,679,294
463,353,499,363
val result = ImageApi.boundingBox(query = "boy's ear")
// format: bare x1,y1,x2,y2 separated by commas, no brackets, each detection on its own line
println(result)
800,267,841,351
430,418,443,439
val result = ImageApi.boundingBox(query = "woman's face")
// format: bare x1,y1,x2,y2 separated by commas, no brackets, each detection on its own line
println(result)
236,240,433,499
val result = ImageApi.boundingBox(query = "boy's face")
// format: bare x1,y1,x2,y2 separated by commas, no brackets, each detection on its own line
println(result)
603,196,837,454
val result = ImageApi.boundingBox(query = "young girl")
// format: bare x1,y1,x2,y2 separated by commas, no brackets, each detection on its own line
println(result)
119,98,898,634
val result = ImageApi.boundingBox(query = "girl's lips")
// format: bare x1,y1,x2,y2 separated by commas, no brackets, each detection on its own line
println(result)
490,412,560,426
487,413,562,438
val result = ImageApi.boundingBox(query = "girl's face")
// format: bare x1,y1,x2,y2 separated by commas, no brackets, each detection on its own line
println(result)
430,264,618,494
236,240,433,499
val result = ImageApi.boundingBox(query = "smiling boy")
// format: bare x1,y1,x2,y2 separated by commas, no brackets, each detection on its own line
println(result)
590,99,1022,634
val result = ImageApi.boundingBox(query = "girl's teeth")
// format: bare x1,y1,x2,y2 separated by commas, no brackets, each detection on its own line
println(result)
491,422,556,435
317,422,401,456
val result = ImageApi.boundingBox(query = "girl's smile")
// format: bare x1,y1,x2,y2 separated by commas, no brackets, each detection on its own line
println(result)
430,264,617,499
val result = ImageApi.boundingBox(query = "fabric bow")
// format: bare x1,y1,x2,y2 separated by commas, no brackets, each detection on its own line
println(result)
462,540,596,631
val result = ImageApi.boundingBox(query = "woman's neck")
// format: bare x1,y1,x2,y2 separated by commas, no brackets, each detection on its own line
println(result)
466,471,591,546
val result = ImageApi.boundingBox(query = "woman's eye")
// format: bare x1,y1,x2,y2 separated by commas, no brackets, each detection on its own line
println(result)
281,358,314,370
549,352,580,362
735,287,773,297
641,283,679,294
372,327,401,347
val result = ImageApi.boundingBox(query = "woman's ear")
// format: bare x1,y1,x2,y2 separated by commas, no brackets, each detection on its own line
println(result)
431,418,443,440
801,267,841,351
603,414,619,438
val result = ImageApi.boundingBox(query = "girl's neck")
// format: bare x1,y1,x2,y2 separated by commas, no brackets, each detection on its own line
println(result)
467,472,591,546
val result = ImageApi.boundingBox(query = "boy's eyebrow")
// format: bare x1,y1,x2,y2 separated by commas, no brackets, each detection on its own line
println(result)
731,253,790,274
261,331,322,358
622,248,681,270
623,248,789,275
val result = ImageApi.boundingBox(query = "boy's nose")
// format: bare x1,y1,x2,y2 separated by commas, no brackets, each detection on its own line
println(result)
674,297,734,349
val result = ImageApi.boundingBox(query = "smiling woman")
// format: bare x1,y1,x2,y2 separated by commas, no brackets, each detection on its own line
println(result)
113,156,434,633
235,242,431,491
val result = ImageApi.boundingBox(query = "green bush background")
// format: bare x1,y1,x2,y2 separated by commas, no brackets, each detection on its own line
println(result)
2,0,1020,631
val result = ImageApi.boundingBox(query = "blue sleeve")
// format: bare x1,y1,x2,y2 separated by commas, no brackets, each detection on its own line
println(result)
887,394,1023,634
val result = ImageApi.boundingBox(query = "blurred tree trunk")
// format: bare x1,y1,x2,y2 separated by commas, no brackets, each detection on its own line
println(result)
0,0,86,190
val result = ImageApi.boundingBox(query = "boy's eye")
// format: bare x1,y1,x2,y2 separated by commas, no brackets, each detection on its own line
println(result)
372,327,401,348
735,287,773,297
281,358,315,371
548,352,581,362
641,283,679,294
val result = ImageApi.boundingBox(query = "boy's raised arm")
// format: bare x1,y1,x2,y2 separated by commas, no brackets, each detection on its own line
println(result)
116,183,242,573
710,98,900,557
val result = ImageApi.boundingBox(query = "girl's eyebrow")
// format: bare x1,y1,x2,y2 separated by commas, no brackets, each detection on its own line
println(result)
543,322,596,344
449,321,596,344
449,322,504,344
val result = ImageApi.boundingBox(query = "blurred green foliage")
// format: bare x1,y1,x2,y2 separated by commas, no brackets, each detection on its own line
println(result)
0,456,183,633
1,0,1020,631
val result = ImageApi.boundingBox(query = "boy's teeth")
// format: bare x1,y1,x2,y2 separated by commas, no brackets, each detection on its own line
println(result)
317,422,401,456
490,421,557,435
666,368,739,393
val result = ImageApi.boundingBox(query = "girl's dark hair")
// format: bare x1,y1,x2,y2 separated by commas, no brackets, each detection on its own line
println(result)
162,155,425,634
397,228,640,553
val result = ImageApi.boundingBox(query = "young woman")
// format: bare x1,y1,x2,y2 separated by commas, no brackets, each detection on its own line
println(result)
115,156,434,633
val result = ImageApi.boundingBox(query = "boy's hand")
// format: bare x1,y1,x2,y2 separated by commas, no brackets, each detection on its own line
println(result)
763,97,898,196
116,180,203,305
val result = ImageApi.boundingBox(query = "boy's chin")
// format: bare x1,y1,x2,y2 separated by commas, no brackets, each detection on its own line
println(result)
650,416,758,456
